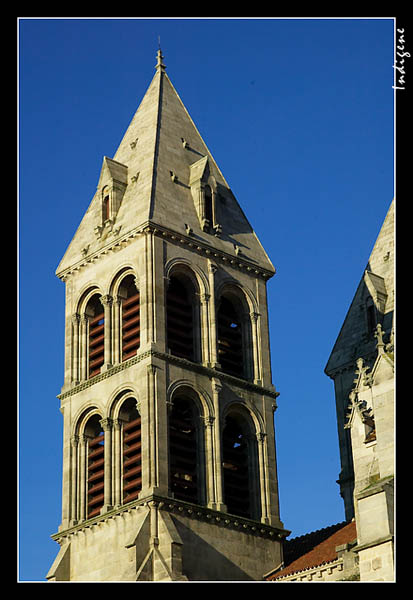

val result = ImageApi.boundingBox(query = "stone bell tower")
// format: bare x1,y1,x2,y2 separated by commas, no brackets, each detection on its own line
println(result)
47,50,289,582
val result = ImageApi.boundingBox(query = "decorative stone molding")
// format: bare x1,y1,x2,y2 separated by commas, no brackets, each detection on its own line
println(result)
57,221,275,283
213,223,222,237
58,350,152,400
51,494,289,545
94,220,122,242
57,349,279,401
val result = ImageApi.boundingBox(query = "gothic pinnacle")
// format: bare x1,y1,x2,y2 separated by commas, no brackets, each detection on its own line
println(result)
155,47,166,72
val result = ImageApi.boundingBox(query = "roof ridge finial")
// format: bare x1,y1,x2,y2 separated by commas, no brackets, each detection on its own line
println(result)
155,40,166,72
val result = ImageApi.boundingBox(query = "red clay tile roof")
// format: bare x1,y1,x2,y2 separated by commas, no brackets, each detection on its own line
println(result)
267,521,357,580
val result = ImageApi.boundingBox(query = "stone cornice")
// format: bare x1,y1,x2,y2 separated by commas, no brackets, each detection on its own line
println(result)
324,349,379,379
57,348,279,401
352,534,394,554
51,494,289,545
56,221,275,282
354,475,394,502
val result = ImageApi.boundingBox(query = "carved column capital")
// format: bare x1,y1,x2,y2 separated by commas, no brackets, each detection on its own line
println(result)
256,432,267,444
100,294,113,307
113,418,125,430
202,415,215,428
99,417,114,432
70,434,79,447
211,378,222,394
147,363,157,376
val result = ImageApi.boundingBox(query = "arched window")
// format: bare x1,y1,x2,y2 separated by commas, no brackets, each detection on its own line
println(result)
85,415,105,519
166,275,196,362
217,296,244,379
169,396,203,504
86,294,105,378
366,297,376,334
222,413,258,520
119,275,140,361
103,194,110,221
204,184,213,227
119,398,142,504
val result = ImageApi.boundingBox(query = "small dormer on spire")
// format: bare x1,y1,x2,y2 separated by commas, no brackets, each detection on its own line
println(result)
189,155,222,235
94,156,128,240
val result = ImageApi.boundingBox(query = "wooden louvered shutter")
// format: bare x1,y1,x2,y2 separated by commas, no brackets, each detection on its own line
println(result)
222,416,251,519
169,399,198,504
217,297,243,378
87,431,105,518
122,291,140,361
166,278,194,362
88,310,105,378
122,416,142,503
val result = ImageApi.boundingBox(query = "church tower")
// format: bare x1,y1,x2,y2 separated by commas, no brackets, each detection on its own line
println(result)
47,51,288,582
325,200,394,521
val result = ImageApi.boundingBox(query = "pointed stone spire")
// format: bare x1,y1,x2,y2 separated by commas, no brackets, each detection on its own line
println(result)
56,49,275,279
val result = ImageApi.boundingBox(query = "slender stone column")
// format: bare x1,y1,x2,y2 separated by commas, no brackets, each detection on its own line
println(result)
144,229,155,346
147,364,158,491
80,315,89,381
113,418,123,507
113,295,122,365
71,313,80,384
100,295,113,371
256,432,269,523
100,418,113,512
200,293,211,365
203,416,216,509
78,434,88,521
207,261,219,368
250,311,261,384
211,378,226,511
70,435,79,525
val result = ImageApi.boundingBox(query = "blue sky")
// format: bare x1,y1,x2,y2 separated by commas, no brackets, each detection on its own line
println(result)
18,17,395,581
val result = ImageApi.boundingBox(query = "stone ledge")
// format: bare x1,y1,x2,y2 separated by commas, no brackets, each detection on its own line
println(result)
352,534,394,554
51,494,290,544
355,475,394,501
56,220,275,283
58,350,152,400
58,349,279,401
